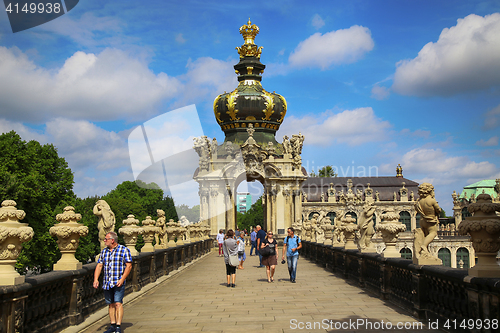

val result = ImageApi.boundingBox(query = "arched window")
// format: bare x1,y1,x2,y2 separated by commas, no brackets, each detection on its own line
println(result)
461,207,471,220
400,248,412,260
438,248,451,267
327,212,336,225
416,213,421,228
399,211,411,231
346,211,357,223
308,212,319,220
456,247,469,269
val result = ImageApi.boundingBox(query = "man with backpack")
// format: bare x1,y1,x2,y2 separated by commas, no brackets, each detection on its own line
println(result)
281,227,302,283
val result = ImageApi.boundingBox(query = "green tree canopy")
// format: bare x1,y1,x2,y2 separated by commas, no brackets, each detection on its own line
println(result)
309,165,337,177
0,131,75,273
237,196,263,232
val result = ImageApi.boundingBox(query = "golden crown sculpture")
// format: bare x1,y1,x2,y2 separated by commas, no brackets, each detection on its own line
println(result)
236,18,263,59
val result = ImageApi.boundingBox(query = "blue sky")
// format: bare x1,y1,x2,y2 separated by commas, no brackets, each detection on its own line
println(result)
0,0,499,215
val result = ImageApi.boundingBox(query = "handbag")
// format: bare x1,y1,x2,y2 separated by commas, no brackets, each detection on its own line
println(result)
229,254,239,267
259,245,273,257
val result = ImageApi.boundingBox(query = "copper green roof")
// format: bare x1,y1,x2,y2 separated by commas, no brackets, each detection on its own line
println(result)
460,179,498,199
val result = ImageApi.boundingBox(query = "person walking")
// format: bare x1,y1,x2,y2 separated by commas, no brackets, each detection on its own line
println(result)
93,232,132,333
237,233,246,269
249,228,257,256
217,229,225,256
255,225,266,267
261,231,278,282
223,229,238,287
282,227,302,283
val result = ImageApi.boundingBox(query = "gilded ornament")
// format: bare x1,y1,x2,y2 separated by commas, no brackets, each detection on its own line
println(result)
226,90,239,121
262,90,274,121
246,67,253,74
277,94,287,123
213,94,222,123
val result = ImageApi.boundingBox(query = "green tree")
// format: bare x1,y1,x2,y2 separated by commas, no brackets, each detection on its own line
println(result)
237,197,263,232
0,131,75,273
310,165,337,177
175,204,200,223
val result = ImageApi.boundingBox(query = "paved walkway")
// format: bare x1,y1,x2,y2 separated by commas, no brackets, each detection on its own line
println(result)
71,249,439,333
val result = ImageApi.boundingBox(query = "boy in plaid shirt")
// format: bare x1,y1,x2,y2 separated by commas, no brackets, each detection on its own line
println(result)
94,232,132,333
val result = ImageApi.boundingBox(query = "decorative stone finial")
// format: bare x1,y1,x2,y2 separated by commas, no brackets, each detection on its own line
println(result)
50,206,88,271
141,216,159,253
396,164,403,178
376,208,406,258
458,194,500,277
119,215,143,256
0,200,34,285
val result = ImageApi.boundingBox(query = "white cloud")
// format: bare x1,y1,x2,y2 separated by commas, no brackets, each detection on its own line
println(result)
483,104,500,130
289,25,374,70
392,13,500,96
277,107,391,146
371,85,390,100
476,136,499,147
311,14,325,30
391,148,497,184
176,33,186,44
0,47,180,122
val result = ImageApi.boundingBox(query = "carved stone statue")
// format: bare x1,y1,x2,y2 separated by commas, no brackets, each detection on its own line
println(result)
93,200,116,251
282,135,292,155
332,214,345,246
413,183,442,265
310,213,320,242
179,216,190,227
358,202,376,252
155,209,167,249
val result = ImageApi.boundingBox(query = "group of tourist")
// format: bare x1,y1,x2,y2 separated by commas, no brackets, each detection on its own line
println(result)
220,226,302,287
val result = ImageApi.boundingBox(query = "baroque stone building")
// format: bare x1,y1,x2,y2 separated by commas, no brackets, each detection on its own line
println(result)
193,20,306,237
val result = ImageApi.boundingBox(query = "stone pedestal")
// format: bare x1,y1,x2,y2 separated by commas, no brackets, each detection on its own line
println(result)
339,214,358,250
141,216,159,253
377,209,406,258
50,206,89,271
119,215,143,256
458,194,500,278
166,220,179,247
322,224,334,246
0,200,34,285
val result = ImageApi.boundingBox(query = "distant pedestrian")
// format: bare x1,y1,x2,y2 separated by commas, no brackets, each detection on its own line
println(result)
223,229,238,287
261,231,278,282
255,225,266,267
235,228,240,237
250,228,257,256
217,229,225,256
93,232,132,333
237,234,246,269
282,227,302,283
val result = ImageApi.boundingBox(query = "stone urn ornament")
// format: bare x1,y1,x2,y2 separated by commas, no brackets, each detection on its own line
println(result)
338,214,358,250
166,219,180,247
458,193,500,277
376,209,406,258
141,216,159,252
50,206,89,271
0,200,34,285
321,217,334,246
118,214,143,256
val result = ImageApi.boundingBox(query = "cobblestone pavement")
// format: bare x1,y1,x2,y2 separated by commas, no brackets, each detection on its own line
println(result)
72,249,439,333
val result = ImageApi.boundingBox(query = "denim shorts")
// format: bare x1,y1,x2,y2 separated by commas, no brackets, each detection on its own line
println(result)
104,284,126,304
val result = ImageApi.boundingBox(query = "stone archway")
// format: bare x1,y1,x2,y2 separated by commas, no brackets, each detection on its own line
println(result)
194,126,306,238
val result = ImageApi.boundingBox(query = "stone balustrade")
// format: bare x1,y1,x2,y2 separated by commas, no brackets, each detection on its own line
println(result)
301,241,500,332
0,239,212,333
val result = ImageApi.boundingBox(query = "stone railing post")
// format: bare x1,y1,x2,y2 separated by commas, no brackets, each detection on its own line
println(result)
0,200,34,285
376,209,406,258
50,206,88,270
141,216,159,253
119,215,143,256
458,193,500,277
68,275,84,325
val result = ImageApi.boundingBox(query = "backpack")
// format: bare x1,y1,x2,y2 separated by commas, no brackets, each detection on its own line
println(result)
286,235,300,251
